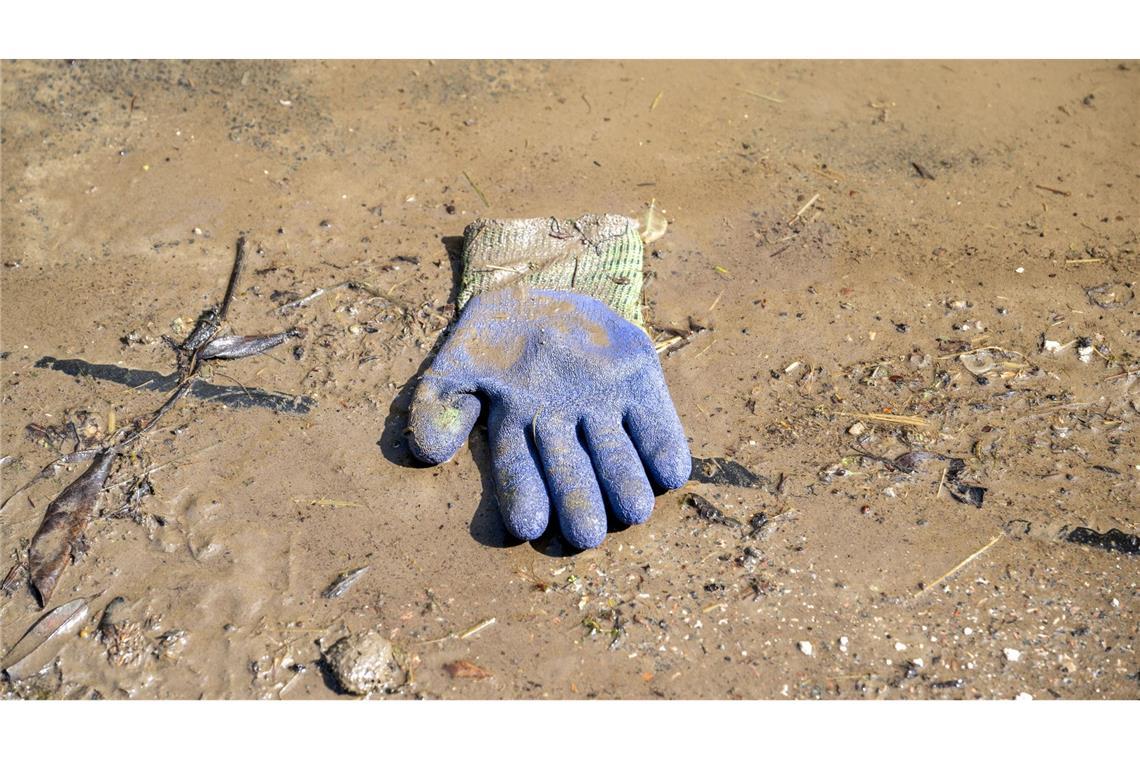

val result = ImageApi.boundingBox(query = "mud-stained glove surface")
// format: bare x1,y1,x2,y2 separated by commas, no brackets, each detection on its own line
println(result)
407,215,691,549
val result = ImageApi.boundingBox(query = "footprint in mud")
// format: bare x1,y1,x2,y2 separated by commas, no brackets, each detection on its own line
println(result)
147,490,227,561
185,497,227,562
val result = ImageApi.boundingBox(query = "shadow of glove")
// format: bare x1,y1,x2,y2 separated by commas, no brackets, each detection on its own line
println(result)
408,286,690,549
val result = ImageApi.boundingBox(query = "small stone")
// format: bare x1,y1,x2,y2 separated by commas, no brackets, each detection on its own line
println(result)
838,636,849,653
1004,648,1022,662
846,421,866,436
322,630,401,695
798,641,813,657
1015,692,1033,701
894,641,907,651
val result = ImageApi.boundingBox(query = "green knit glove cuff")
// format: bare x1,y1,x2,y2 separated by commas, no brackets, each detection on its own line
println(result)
457,214,644,326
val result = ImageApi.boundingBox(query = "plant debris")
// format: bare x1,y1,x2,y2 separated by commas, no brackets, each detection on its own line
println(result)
2,596,91,680
1065,527,1139,555
853,446,986,508
27,450,117,607
912,162,935,180
683,493,742,528
443,659,493,679
321,565,370,599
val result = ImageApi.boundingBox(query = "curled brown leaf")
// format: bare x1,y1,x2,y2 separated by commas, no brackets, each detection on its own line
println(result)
28,449,117,607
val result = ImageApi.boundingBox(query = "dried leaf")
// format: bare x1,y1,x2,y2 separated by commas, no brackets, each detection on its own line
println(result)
28,449,117,607
639,199,667,244
443,659,493,679
1,597,90,680
321,565,370,599
199,328,302,360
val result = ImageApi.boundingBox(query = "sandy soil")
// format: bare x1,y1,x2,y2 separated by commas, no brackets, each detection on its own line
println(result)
0,60,1136,699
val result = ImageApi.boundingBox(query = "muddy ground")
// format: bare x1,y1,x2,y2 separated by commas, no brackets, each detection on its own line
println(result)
0,60,1136,699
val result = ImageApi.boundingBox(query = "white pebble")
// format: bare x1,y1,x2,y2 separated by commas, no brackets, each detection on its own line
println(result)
1015,692,1033,701
838,636,849,653
798,641,813,657
1004,648,1022,662
894,642,907,651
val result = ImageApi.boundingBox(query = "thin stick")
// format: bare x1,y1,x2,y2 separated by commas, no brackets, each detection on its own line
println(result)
463,171,490,208
1105,366,1140,381
789,193,820,224
935,466,948,498
218,236,248,322
277,287,326,313
421,616,497,645
1034,184,1071,197
1064,258,1103,264
459,617,496,639
914,534,1003,599
835,411,928,427
693,339,717,359
737,88,784,103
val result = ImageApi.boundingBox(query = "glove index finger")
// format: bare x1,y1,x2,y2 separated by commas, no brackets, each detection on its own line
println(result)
407,372,481,464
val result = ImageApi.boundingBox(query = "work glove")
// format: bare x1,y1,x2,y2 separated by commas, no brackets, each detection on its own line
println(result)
407,215,690,549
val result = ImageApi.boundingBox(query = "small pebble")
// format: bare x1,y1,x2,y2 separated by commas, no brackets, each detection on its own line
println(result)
798,641,813,657
1004,648,1022,662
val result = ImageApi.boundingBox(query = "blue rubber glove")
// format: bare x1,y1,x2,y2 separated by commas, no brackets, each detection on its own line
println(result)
408,286,691,549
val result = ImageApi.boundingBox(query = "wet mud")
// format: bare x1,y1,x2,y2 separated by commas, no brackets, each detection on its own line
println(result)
1,60,1137,699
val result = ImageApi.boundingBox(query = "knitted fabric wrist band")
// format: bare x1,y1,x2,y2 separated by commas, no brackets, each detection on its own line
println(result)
456,214,645,326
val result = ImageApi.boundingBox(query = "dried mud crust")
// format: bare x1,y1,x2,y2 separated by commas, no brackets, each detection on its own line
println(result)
1,60,1138,700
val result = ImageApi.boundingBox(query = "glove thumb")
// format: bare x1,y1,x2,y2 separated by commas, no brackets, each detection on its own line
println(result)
407,371,481,464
